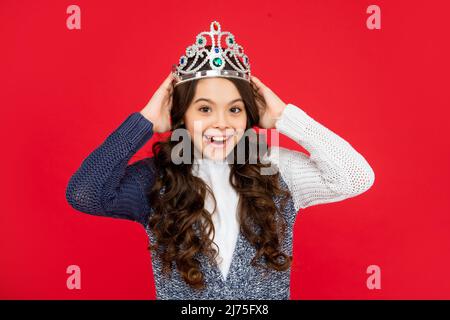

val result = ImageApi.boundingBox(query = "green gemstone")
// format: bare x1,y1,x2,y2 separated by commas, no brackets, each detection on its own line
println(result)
198,39,203,44
213,57,222,67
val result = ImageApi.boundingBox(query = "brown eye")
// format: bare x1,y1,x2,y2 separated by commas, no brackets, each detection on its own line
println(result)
199,106,211,112
230,106,242,113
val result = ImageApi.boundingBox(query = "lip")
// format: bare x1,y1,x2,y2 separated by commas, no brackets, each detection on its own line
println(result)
203,134,234,148
204,134,234,139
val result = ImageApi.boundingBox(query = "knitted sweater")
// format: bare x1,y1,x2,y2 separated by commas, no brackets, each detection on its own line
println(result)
65,103,375,299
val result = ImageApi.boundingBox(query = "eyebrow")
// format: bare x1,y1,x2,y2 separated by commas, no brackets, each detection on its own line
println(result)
193,98,244,105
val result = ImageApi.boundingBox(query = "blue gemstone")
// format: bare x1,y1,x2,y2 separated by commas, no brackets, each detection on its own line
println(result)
215,47,219,53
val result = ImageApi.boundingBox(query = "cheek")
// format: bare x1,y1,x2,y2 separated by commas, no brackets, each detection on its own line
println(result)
185,124,206,148
237,118,248,135
185,119,205,136
238,114,248,129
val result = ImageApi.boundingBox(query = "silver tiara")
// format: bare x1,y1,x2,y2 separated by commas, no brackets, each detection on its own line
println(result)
171,21,251,87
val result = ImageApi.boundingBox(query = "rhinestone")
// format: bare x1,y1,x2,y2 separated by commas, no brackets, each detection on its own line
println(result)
213,57,222,67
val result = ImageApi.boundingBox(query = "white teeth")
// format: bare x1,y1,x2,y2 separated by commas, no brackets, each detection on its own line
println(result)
204,135,214,142
204,135,232,143
204,134,233,142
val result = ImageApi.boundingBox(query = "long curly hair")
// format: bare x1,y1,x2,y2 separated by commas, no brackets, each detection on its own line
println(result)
146,46,293,290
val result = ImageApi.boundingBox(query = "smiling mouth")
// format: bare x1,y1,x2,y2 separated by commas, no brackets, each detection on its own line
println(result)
203,134,234,146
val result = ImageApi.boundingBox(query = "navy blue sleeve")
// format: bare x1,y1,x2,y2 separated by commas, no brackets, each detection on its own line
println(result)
65,112,157,226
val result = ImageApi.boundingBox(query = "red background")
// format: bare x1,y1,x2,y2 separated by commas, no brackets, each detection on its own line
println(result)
1,0,449,299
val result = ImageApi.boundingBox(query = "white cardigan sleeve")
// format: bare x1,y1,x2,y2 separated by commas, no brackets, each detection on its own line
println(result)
264,103,375,211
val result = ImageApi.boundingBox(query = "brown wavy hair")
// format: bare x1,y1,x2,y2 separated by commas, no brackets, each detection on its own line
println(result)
146,45,293,290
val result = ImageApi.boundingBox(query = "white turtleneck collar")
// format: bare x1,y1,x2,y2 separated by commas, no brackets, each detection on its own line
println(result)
191,147,240,281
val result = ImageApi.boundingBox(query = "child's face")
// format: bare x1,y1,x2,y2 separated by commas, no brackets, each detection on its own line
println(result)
183,77,247,161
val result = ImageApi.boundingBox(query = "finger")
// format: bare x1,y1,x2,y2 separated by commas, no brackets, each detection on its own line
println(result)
255,93,266,110
165,77,175,95
250,77,263,94
251,75,264,87
162,72,174,89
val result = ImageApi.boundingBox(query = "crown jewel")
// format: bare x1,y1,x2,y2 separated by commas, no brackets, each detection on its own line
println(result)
171,21,251,87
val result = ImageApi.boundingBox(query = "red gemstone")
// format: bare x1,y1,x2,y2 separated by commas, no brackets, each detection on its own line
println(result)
213,23,218,31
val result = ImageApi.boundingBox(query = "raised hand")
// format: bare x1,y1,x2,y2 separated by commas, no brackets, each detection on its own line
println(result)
250,75,287,129
140,72,176,133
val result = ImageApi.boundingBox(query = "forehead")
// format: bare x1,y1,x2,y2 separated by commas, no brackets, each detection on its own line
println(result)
194,77,241,101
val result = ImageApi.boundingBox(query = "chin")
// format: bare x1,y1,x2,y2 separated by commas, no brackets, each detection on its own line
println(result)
202,148,232,161
198,142,236,161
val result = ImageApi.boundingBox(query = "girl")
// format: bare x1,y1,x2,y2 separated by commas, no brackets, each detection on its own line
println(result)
66,31,375,300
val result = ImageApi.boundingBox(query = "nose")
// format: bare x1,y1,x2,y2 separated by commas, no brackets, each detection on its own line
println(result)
212,111,230,129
